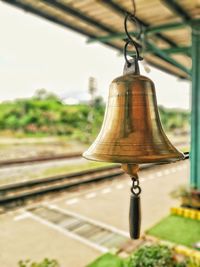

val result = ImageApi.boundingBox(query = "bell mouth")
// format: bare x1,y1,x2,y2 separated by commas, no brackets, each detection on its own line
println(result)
82,150,185,164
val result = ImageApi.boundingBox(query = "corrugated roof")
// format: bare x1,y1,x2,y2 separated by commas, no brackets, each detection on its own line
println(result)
2,0,199,79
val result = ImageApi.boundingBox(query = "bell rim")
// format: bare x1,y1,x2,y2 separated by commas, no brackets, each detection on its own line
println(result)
82,151,185,164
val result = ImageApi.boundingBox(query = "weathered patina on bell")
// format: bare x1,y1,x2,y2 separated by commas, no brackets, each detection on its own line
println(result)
83,72,184,164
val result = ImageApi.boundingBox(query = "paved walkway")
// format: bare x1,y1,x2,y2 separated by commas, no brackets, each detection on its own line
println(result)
0,160,189,267
55,160,189,232
0,212,100,267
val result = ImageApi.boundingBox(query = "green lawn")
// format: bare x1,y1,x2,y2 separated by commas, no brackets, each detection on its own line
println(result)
147,215,200,248
42,161,113,177
87,253,124,267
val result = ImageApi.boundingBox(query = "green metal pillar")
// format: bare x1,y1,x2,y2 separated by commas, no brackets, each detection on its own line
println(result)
190,22,200,189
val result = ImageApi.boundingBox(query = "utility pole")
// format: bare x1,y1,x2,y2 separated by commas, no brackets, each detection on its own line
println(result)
87,77,97,142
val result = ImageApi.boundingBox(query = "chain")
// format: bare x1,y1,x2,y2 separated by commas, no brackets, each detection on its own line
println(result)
123,13,143,68
131,176,141,196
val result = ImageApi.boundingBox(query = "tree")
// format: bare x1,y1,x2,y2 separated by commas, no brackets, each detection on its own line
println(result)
34,89,60,102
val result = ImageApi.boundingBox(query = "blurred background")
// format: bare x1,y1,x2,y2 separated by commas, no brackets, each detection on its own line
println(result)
0,1,198,267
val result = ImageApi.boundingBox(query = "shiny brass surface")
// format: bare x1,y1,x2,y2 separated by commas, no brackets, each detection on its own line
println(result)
83,73,184,164
121,163,139,177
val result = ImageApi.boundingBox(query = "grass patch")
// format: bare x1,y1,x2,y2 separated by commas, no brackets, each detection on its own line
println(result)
147,215,200,248
42,161,113,177
87,253,124,267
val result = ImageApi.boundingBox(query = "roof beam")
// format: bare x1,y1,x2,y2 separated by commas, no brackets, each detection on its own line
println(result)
88,33,191,56
87,19,193,43
2,0,190,79
40,0,140,51
137,45,190,55
146,21,187,34
162,0,191,22
160,46,191,55
41,0,116,34
100,0,191,62
2,0,94,37
144,59,187,79
100,0,179,48
88,32,190,75
146,41,191,76
147,20,200,34
2,0,121,53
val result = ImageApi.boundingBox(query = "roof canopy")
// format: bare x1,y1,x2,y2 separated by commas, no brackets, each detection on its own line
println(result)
3,0,199,79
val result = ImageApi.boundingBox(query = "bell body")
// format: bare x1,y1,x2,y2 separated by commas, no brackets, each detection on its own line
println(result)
83,73,184,163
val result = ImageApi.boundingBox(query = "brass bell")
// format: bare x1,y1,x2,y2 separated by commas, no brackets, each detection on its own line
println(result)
83,60,184,240
83,13,184,239
83,70,184,164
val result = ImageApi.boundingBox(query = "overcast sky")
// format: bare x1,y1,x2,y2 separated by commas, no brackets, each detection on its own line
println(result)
0,1,190,110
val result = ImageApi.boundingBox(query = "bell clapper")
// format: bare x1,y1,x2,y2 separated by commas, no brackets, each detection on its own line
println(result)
121,164,141,239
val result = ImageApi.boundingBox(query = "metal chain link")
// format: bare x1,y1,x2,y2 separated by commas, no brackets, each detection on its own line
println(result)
131,176,141,196
123,13,143,68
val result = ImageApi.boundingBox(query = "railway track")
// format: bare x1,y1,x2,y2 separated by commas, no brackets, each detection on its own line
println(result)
0,164,123,211
0,141,189,167
0,152,189,212
0,152,82,167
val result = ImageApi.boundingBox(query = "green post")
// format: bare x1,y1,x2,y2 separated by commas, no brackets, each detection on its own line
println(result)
191,22,200,189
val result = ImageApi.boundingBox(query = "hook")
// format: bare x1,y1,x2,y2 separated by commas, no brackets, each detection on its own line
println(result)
124,13,142,41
